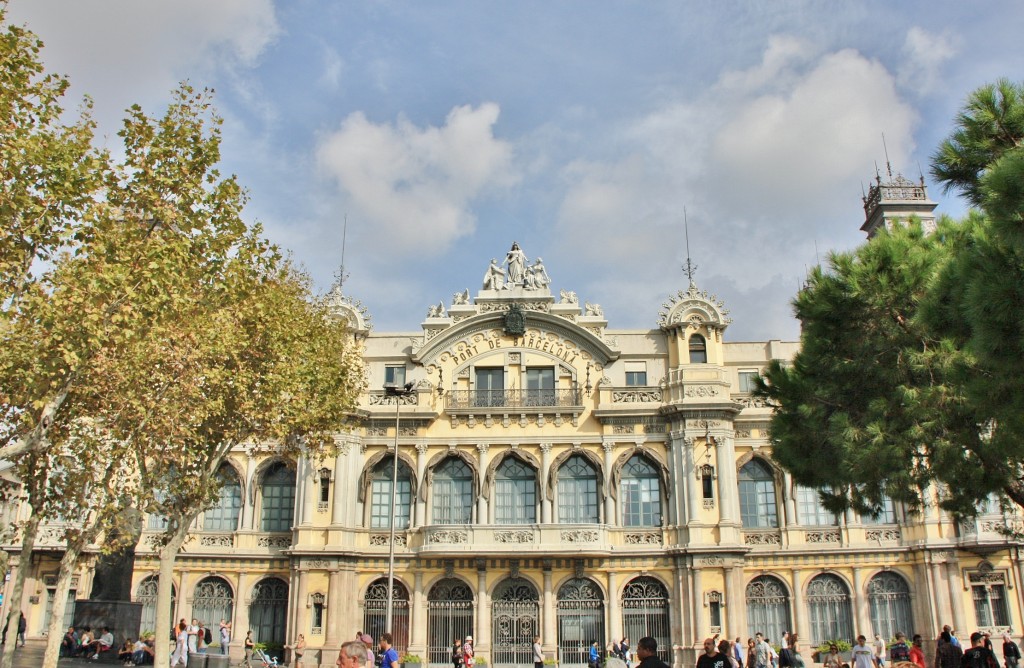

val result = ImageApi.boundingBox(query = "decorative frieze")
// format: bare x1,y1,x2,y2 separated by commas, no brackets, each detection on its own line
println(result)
806,529,841,544
200,534,233,547
612,389,663,403
257,535,292,548
743,530,782,546
623,532,662,545
369,533,408,547
428,529,469,544
494,530,534,544
560,529,599,543
684,385,719,398
865,528,900,543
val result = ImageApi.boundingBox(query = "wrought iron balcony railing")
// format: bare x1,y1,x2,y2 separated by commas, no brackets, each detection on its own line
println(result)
445,388,582,410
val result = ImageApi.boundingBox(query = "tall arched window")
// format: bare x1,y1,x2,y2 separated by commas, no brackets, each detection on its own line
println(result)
495,457,537,524
688,334,707,363
432,458,473,524
249,578,288,656
806,574,853,645
136,576,176,637
745,575,791,643
739,460,778,528
192,576,234,628
621,577,670,662
260,462,296,532
868,572,913,640
557,455,599,524
364,578,410,655
796,486,837,526
621,456,661,527
204,465,242,531
556,578,605,667
370,456,412,529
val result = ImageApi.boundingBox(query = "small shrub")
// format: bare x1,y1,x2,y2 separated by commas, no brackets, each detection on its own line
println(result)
816,640,852,654
399,655,423,663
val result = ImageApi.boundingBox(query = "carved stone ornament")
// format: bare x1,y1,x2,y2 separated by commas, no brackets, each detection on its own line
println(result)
200,534,233,547
685,385,719,398
444,559,455,577
613,389,663,403
306,559,329,570
369,533,407,547
561,529,599,543
623,532,662,545
428,529,469,544
257,535,292,548
699,556,724,567
743,530,782,546
806,529,841,544
495,530,534,544
658,283,732,329
504,303,526,336
865,528,900,543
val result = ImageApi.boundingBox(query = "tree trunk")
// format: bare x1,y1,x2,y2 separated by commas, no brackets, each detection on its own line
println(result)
153,524,189,668
41,534,88,668
1,514,40,668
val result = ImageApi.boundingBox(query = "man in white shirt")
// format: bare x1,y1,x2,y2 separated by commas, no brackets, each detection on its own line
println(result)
873,635,886,667
852,635,877,668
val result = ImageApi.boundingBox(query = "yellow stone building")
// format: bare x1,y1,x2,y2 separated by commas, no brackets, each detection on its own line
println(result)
3,175,1024,667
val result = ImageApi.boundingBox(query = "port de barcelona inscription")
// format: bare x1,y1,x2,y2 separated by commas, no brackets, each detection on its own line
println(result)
438,328,584,366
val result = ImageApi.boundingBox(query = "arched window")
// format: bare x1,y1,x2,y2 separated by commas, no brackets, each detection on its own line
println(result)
621,577,670,662
491,578,540,666
688,334,707,363
495,457,537,524
868,572,913,640
136,576,177,637
192,576,234,628
806,574,853,645
260,462,296,532
249,578,288,657
205,465,242,531
621,456,661,527
739,460,778,528
796,486,837,526
370,456,412,529
427,579,474,665
745,575,791,643
557,455,599,524
556,578,605,667
432,458,473,524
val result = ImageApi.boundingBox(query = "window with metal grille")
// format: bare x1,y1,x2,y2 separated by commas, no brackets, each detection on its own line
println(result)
495,457,537,524
973,584,1010,627
621,456,661,527
557,455,599,524
310,593,325,635
867,572,913,641
526,367,555,405
806,574,853,646
260,462,296,532
432,458,473,524
739,459,778,528
249,578,287,656
745,575,791,644
136,576,176,638
204,466,242,531
370,457,412,529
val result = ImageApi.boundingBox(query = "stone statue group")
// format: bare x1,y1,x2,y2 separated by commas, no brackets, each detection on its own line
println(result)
483,242,551,291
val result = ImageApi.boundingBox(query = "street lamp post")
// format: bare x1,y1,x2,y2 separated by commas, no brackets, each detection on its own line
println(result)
384,381,415,639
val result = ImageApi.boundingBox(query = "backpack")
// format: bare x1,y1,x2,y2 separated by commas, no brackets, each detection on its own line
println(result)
205,627,213,644
965,648,992,668
890,643,910,663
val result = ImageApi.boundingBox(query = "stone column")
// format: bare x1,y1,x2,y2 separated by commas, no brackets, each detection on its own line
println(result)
301,457,317,526
664,438,679,526
415,444,429,528
790,569,806,639
540,444,553,524
673,559,689,653
178,569,190,622
607,571,621,639
542,564,556,655
782,473,797,528
234,572,250,653
603,442,616,526
944,561,966,634
476,562,490,654
715,434,739,543
477,444,490,525
929,559,952,629
692,567,703,641
331,449,347,526
294,567,310,651
852,568,871,637
325,568,343,649
411,570,427,655
684,437,700,527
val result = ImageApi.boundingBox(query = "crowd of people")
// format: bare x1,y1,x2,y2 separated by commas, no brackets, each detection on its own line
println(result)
57,625,116,660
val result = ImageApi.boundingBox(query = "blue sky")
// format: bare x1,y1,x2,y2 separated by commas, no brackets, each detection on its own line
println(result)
10,1,1024,341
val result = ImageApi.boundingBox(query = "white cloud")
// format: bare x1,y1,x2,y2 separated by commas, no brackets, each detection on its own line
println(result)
552,37,917,340
6,0,279,126
898,27,959,96
319,45,345,91
316,103,519,256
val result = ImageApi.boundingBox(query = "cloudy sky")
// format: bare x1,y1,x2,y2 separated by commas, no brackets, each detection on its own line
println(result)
9,1,1023,341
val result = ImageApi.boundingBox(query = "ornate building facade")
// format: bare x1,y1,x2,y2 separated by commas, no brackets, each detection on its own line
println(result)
3,175,1023,667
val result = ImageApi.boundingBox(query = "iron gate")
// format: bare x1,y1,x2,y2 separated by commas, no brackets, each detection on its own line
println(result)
492,578,540,668
621,577,670,662
364,578,410,653
557,578,605,668
428,579,474,667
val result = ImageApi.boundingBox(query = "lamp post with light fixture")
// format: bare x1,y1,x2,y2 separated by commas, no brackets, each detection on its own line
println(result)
384,381,415,637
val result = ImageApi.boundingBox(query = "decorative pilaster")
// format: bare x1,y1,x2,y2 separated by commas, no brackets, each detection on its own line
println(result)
606,570,621,638
944,561,966,634
782,472,797,529
852,568,871,639
724,565,742,639
241,453,256,530
476,560,491,653
683,437,700,527
603,442,616,526
411,570,427,654
301,457,317,526
540,444,553,523
234,571,250,654
477,444,490,524
790,569,806,638
415,443,429,528
714,433,739,542
542,563,556,655
324,569,343,648
691,567,703,641
331,449,347,525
